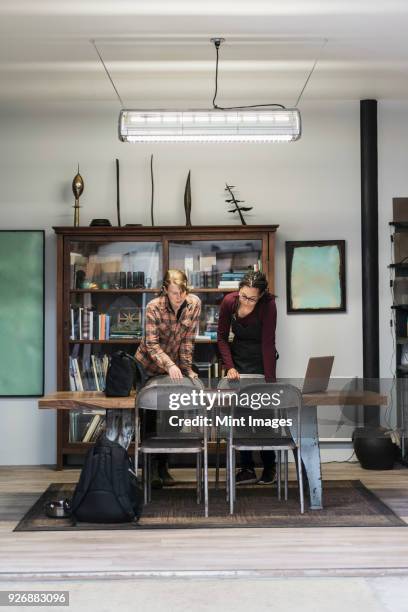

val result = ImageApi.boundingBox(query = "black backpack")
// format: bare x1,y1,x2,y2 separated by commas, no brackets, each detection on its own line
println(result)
105,351,137,397
70,438,143,523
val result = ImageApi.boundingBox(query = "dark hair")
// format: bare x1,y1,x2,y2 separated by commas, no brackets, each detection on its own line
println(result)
238,270,268,295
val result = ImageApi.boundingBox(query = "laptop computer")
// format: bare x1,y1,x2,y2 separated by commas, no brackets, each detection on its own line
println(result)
302,356,334,394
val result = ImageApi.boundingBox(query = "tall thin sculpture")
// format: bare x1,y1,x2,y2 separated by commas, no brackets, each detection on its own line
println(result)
184,170,192,226
150,154,155,226
72,165,84,227
116,158,121,227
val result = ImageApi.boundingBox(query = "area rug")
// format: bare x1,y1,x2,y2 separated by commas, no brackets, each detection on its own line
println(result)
13,480,406,531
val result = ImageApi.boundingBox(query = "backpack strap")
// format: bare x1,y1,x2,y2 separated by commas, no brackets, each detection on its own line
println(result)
70,446,99,514
110,444,136,520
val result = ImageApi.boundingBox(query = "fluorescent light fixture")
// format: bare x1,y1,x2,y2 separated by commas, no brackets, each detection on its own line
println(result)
119,108,301,143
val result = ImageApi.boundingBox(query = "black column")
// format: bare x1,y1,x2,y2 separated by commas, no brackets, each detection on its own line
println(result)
360,99,379,426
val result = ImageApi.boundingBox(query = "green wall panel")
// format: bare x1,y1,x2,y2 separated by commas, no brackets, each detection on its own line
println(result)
0,231,44,396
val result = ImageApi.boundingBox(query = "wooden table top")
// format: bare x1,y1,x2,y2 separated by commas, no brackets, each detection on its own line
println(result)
38,389,388,411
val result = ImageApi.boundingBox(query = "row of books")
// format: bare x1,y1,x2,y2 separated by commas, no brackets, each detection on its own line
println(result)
70,307,112,340
218,271,247,288
70,307,145,340
69,411,106,443
187,270,222,288
187,264,262,290
69,354,109,391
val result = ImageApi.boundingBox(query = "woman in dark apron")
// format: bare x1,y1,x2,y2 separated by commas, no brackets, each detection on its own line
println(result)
217,271,277,484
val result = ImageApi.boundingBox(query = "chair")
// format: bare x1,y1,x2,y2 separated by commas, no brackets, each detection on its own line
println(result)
217,376,304,515
135,375,209,517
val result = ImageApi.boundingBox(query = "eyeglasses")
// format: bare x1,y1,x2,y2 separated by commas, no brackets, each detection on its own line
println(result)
239,292,258,304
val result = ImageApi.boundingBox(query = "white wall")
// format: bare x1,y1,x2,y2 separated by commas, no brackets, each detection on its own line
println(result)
0,99,373,465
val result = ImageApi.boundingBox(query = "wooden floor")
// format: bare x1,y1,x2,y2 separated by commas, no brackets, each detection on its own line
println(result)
1,463,408,579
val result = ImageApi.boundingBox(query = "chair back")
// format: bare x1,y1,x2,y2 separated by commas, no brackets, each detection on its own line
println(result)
216,377,302,447
136,375,204,412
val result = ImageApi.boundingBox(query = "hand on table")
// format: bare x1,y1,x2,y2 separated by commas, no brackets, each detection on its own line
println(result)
227,368,240,380
168,365,183,381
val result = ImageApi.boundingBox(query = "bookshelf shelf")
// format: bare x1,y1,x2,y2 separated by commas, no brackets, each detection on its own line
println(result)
191,288,238,293
69,339,141,344
389,221,408,229
70,288,161,294
69,288,239,294
54,224,278,468
69,338,217,345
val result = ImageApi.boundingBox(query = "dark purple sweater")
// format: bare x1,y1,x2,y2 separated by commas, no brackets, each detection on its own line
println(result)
217,291,277,382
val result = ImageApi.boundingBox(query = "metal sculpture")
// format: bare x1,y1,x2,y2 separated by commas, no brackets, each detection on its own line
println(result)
224,183,253,225
184,170,192,226
72,165,84,227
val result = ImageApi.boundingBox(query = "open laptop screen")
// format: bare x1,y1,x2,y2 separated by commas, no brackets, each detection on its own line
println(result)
302,356,334,394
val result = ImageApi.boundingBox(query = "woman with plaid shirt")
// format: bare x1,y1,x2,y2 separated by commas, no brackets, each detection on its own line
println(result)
135,269,201,486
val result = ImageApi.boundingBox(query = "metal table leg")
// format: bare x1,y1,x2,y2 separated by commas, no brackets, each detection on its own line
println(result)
300,404,323,510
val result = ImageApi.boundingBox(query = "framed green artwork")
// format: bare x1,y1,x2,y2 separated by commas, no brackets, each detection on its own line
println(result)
0,230,45,396
286,240,346,313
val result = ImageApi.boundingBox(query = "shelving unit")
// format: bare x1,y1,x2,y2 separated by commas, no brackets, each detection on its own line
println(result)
389,220,408,462
53,224,278,468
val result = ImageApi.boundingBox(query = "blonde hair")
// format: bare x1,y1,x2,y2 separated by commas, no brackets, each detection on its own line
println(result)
162,269,189,294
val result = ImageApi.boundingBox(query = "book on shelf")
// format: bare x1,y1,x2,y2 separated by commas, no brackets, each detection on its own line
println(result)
91,354,107,391
91,355,101,391
82,414,103,443
91,417,106,442
99,314,105,340
70,357,84,391
68,357,77,391
217,268,261,289
78,307,83,339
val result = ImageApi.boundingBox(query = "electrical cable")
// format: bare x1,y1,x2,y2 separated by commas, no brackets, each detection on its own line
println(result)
212,39,285,111
324,451,357,464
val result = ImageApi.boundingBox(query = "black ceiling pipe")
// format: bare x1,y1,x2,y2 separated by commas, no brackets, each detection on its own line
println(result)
360,99,380,426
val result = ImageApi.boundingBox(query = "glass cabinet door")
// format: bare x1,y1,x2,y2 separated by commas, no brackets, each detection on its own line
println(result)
66,240,162,394
169,239,262,289
69,241,162,290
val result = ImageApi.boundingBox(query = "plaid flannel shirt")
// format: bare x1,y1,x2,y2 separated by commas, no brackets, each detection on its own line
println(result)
135,293,201,376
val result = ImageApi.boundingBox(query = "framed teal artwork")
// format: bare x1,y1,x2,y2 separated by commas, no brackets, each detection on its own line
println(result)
0,230,45,396
286,240,346,313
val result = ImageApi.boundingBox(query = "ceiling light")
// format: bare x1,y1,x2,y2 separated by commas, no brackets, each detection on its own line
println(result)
119,108,301,142
92,37,327,144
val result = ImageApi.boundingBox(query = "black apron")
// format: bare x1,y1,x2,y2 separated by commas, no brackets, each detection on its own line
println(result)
230,306,264,375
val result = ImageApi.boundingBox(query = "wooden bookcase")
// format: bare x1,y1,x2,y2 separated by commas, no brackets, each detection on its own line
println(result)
53,225,278,468
390,220,408,464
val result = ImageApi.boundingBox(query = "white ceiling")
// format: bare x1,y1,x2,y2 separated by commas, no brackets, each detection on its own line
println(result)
1,0,408,104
